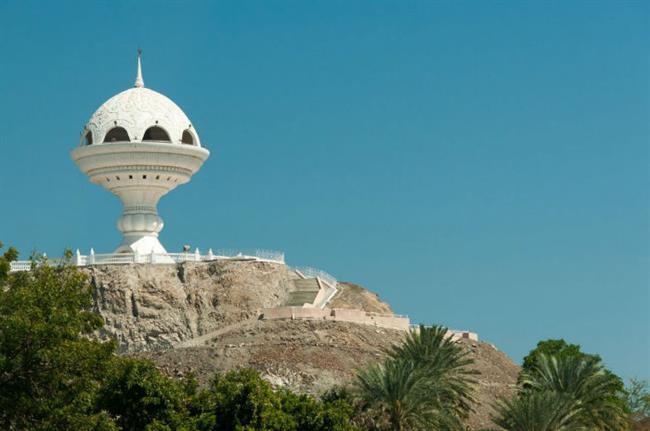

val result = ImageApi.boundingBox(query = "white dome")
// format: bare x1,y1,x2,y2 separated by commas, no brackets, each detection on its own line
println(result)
82,87,201,147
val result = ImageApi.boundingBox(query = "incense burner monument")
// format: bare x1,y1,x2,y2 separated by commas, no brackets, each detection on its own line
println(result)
71,53,209,254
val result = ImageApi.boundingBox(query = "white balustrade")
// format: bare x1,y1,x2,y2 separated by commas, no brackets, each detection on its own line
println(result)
9,248,286,272
8,251,339,295
8,261,32,272
294,266,338,288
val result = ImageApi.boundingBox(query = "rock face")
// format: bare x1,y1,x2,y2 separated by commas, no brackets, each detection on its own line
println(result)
86,260,295,352
328,281,394,314
86,261,519,429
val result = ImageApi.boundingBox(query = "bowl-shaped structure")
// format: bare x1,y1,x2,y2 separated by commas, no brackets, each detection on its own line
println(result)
71,142,209,253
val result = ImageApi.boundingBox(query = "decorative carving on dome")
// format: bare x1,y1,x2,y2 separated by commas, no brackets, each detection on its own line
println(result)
85,88,200,146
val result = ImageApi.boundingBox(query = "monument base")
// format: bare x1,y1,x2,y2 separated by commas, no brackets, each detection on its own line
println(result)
114,235,168,255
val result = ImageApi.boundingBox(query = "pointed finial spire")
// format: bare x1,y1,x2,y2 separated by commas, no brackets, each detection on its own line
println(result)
134,48,144,88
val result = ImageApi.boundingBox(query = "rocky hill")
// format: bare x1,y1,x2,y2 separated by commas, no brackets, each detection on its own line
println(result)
85,260,519,429
328,281,394,314
86,260,296,352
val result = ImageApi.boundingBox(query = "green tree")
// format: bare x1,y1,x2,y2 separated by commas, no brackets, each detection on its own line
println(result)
280,388,358,431
201,368,293,430
387,324,477,417
320,386,379,430
521,354,629,429
522,339,595,374
625,378,650,421
492,391,581,431
493,354,630,431
354,325,477,431
520,339,628,415
0,249,117,430
625,379,650,422
96,358,192,431
188,368,358,431
0,241,18,282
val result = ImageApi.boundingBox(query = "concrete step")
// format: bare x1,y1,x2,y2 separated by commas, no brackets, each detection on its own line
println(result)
284,277,321,306
287,270,303,281
292,278,320,292
285,292,318,306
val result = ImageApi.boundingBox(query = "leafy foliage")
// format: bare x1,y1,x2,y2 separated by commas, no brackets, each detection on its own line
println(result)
492,391,580,431
520,338,628,415
186,368,359,431
625,378,650,421
493,354,630,431
525,355,628,428
354,325,477,430
96,358,191,431
521,339,586,374
0,250,116,430
202,368,289,429
387,324,477,417
0,241,19,282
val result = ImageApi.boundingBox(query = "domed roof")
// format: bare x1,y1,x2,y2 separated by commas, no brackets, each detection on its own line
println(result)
81,54,201,147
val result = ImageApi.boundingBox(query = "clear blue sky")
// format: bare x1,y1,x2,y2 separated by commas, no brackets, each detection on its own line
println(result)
0,1,648,381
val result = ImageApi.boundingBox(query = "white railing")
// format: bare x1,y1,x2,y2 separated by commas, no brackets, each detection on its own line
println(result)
294,266,338,287
9,248,285,272
209,249,285,262
8,260,32,272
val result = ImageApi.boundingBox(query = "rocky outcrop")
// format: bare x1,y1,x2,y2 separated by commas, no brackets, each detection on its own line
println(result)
328,281,394,314
86,260,295,352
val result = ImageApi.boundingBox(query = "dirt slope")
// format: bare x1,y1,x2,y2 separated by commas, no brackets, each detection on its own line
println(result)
328,281,394,314
134,319,519,429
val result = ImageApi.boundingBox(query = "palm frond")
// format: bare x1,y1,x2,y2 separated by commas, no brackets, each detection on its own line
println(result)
520,354,628,430
355,324,479,430
492,391,584,431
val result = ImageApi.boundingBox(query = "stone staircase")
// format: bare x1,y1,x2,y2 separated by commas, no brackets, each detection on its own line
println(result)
285,278,322,306
282,268,338,309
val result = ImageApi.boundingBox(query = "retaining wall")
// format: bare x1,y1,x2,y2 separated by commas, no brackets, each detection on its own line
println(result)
448,331,479,342
260,307,479,340
260,307,410,331
410,325,479,342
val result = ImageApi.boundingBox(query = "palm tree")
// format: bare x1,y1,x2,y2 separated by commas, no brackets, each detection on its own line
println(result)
492,354,629,431
387,325,478,417
521,354,629,430
354,325,477,430
492,391,583,431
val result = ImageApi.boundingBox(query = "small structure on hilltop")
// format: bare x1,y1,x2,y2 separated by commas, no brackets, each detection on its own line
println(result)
71,51,209,255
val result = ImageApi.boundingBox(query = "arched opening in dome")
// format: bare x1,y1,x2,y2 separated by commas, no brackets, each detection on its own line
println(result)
181,129,195,145
103,127,130,143
84,131,93,146
143,126,171,142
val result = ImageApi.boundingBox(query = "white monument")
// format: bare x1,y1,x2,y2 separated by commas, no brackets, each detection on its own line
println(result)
71,52,209,254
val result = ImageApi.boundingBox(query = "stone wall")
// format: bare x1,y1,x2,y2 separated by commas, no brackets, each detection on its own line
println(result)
261,307,479,340
260,307,411,331
447,331,479,342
